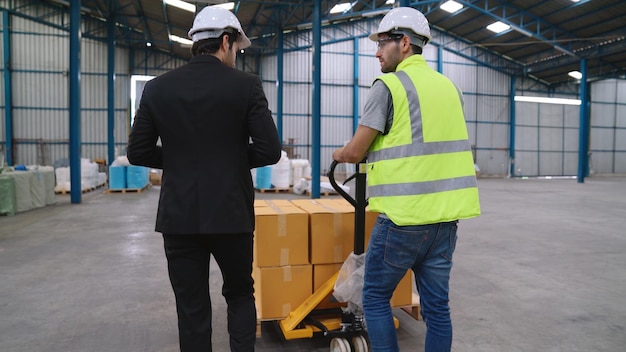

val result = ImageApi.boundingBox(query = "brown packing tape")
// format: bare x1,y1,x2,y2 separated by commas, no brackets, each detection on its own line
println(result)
333,245,344,262
282,266,292,282
282,303,291,318
277,214,287,237
280,248,289,266
311,200,340,213
266,201,288,237
333,212,342,236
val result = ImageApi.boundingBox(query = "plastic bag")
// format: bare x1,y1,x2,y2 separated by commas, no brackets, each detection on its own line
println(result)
333,252,365,314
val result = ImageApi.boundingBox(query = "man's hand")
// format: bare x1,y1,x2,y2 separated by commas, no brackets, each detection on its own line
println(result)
332,147,346,163
332,125,380,164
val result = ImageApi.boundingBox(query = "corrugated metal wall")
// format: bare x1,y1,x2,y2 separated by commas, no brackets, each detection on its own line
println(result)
257,18,626,178
443,50,511,176
1,2,624,178
590,79,626,174
0,3,187,166
11,14,71,166
260,20,519,176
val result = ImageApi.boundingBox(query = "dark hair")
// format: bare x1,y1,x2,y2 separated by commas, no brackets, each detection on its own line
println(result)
410,45,423,55
191,30,240,56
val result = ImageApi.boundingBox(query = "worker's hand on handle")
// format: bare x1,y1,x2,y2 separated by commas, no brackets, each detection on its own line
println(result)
332,147,346,163
332,125,380,164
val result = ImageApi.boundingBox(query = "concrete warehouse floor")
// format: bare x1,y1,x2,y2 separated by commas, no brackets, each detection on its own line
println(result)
1,176,625,351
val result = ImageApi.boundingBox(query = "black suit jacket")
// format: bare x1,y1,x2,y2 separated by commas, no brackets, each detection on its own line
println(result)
127,55,281,234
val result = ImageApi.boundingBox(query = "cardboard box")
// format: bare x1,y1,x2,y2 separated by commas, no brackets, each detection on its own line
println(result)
254,265,312,319
149,169,162,185
391,271,414,307
255,199,293,208
290,199,354,264
311,199,411,306
313,263,346,309
326,198,379,250
254,200,309,267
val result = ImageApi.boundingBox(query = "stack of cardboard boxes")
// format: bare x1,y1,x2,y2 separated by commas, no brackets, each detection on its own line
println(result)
253,200,311,319
253,198,414,320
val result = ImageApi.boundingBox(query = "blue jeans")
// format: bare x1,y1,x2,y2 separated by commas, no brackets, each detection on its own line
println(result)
363,217,458,352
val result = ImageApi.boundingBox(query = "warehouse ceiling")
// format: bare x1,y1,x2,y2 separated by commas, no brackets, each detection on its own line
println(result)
27,0,626,86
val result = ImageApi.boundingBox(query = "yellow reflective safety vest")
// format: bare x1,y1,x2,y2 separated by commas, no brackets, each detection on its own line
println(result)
367,55,481,226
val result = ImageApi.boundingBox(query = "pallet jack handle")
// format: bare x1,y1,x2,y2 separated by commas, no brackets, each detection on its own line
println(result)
328,159,368,256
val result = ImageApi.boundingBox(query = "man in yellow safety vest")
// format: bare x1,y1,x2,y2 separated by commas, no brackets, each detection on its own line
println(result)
332,7,481,352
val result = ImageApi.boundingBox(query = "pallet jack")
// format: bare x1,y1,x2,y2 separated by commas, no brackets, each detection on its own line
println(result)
278,159,398,351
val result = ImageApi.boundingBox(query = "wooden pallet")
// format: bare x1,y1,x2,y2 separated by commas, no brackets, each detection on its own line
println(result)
400,293,422,321
105,184,151,194
255,187,292,193
55,183,108,195
304,190,337,196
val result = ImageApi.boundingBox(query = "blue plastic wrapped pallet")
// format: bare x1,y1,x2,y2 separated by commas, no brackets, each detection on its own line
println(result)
109,166,127,189
126,166,149,189
256,166,272,189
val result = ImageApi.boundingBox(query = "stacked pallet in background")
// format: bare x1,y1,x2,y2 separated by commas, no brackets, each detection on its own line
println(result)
54,158,107,194
107,165,150,192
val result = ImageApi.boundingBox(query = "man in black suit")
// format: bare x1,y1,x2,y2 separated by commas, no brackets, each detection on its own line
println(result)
127,6,281,352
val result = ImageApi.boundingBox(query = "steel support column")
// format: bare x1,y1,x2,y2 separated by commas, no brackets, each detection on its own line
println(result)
437,45,443,73
577,59,590,183
69,1,82,203
353,38,359,134
509,75,516,177
277,28,284,143
310,0,322,198
2,10,13,166
107,16,115,167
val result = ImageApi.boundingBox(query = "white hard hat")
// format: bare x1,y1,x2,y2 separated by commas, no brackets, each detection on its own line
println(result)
188,6,251,49
369,7,431,47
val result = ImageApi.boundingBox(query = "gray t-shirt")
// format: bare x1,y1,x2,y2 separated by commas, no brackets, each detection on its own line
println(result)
360,80,393,135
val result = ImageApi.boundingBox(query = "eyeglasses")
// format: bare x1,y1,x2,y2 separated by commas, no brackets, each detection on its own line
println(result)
376,35,403,49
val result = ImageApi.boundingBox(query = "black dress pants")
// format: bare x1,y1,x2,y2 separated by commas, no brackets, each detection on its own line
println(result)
163,233,256,352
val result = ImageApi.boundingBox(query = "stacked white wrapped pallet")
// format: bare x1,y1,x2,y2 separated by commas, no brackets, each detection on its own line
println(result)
270,151,290,188
54,158,100,193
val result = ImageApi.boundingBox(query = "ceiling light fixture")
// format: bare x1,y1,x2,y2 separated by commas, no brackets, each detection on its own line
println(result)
385,0,395,4
330,2,353,14
440,1,463,13
169,34,193,46
514,96,581,106
568,71,583,79
486,21,510,33
163,0,195,13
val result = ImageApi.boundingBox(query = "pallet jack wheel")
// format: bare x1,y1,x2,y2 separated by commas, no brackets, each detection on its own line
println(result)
330,337,351,352
352,335,368,352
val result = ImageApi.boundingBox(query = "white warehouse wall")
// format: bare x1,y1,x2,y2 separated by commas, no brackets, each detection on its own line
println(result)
590,79,626,174
1,2,624,178
260,19,527,176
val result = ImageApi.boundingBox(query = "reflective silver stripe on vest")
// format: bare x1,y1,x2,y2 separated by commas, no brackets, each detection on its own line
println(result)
369,71,470,162
369,140,471,161
369,175,477,197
